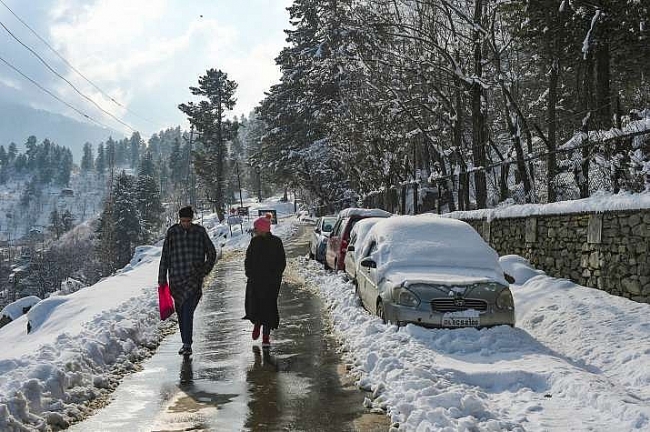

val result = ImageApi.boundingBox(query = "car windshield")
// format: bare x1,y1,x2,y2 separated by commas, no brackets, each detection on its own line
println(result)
321,218,336,232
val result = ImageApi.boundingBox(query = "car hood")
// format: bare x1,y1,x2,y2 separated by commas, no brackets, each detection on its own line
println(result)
382,265,508,287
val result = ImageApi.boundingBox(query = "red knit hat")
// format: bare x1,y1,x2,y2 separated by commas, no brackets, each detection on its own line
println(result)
253,216,271,233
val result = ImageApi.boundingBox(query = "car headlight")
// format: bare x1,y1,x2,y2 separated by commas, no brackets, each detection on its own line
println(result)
393,286,420,307
496,288,514,310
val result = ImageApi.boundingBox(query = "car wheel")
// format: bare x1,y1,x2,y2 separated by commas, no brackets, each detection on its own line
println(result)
376,301,387,324
323,260,330,270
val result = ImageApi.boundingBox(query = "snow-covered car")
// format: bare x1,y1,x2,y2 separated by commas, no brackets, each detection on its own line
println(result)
343,217,384,282
355,215,515,328
325,208,392,271
309,216,336,262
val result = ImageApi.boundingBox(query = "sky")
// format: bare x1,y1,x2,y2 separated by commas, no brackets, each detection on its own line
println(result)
1,192,650,430
0,0,292,139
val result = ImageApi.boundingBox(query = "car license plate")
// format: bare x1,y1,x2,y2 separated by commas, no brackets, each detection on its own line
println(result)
442,316,480,327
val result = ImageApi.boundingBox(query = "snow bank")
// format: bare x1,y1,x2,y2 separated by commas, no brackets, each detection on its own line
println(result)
443,190,650,221
298,256,650,431
1,296,41,321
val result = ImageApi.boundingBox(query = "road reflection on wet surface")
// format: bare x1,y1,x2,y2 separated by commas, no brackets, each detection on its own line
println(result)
70,225,389,431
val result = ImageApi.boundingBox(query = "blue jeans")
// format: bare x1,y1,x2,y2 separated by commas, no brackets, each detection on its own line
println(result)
177,291,200,346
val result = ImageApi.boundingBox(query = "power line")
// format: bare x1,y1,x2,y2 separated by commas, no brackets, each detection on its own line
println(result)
0,0,165,129
0,54,126,137
0,19,136,134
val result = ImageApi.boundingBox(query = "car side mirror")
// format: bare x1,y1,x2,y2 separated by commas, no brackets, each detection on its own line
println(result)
347,245,355,252
360,259,376,269
314,228,321,233
504,273,515,284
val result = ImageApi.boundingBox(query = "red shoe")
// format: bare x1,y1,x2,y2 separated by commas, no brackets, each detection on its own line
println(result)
262,335,270,348
252,324,261,340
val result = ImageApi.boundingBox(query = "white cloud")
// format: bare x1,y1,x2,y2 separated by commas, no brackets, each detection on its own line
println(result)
3,0,291,135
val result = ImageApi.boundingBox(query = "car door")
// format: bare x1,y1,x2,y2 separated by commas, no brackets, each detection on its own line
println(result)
310,217,323,256
326,218,344,268
358,240,378,311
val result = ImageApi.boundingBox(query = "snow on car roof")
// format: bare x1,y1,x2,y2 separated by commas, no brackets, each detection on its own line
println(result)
337,207,391,218
349,217,384,245
362,215,506,285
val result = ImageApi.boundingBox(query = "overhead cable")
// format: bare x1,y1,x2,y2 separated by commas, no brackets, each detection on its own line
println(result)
0,54,125,137
0,19,137,133
0,0,163,128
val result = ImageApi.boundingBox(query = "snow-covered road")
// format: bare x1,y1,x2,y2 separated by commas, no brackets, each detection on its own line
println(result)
297,256,650,431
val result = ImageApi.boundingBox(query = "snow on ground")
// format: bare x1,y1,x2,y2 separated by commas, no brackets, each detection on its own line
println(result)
443,190,650,221
2,195,650,431
296,256,650,431
0,197,297,431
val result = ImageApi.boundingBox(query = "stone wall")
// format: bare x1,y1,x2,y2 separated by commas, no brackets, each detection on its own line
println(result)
458,210,650,303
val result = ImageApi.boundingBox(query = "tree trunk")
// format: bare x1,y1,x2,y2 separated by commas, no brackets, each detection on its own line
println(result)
471,0,487,209
547,60,559,202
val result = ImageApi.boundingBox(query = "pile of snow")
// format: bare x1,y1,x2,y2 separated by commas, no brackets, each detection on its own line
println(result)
0,296,41,322
443,190,650,221
59,278,86,295
296,256,650,431
499,255,546,284
0,196,299,430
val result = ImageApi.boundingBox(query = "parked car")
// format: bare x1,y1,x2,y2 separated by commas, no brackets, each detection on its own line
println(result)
355,215,515,328
344,217,384,282
309,216,336,262
325,208,392,271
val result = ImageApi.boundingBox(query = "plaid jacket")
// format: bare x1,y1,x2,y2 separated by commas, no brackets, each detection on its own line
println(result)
158,223,217,307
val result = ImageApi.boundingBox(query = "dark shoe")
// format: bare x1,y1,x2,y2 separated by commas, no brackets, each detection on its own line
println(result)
252,324,261,340
178,345,192,356
262,335,270,348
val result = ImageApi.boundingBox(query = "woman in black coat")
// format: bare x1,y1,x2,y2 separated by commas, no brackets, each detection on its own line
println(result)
244,215,286,348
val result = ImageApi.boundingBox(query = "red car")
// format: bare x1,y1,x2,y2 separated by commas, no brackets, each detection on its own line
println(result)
324,208,391,271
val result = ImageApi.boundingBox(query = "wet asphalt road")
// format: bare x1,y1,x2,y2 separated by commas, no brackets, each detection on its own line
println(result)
70,224,389,432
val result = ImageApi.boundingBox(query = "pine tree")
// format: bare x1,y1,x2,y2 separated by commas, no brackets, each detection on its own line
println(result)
129,132,142,169
7,142,17,162
111,171,141,269
96,199,117,275
61,209,75,233
95,143,106,176
49,208,62,239
136,152,164,243
179,69,238,220
81,142,94,172
56,148,73,186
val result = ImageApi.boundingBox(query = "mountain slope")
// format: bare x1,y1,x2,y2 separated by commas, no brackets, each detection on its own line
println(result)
0,100,123,163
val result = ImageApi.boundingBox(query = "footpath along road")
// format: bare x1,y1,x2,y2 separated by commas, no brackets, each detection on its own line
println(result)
69,224,390,431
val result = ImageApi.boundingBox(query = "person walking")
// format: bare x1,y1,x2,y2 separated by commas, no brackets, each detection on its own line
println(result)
159,206,217,356
243,215,286,348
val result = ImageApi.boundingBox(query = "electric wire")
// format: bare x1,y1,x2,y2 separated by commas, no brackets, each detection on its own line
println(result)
0,19,136,134
0,54,126,137
0,0,164,128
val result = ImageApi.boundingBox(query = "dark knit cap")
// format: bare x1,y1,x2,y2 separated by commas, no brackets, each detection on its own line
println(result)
179,206,194,218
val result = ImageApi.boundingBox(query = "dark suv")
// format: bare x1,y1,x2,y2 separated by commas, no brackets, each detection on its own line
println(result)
324,208,391,271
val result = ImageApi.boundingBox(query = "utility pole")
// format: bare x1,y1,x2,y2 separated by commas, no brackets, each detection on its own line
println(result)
188,125,196,209
236,162,243,208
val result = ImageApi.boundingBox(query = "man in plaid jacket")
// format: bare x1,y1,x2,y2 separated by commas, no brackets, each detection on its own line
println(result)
158,206,217,356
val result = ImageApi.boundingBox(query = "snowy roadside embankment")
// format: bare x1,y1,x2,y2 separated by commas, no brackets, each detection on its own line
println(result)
0,246,167,431
297,256,650,431
0,199,297,431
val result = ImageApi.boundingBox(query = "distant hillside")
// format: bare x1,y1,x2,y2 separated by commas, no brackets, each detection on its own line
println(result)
0,101,124,164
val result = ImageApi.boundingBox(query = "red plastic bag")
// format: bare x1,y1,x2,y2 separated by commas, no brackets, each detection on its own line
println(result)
158,283,175,320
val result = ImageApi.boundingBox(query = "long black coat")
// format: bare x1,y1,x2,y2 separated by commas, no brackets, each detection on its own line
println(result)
243,233,286,329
